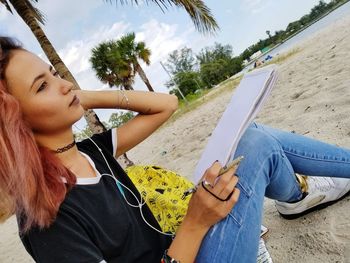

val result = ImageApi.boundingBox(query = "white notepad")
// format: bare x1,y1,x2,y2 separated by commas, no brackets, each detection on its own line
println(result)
193,65,278,183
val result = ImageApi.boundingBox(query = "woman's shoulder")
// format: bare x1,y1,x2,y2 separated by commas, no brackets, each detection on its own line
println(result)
76,128,116,157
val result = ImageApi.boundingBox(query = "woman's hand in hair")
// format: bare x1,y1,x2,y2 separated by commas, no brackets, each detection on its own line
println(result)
72,90,89,110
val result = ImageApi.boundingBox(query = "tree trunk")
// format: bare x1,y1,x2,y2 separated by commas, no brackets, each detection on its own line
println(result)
135,62,154,92
11,0,134,164
11,0,105,133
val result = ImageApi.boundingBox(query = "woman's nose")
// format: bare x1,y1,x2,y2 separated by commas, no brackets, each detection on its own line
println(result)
60,79,74,94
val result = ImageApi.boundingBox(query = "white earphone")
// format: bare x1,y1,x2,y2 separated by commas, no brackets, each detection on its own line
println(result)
74,124,174,237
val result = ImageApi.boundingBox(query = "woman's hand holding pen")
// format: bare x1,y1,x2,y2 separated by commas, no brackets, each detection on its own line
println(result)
166,160,241,262
183,161,240,231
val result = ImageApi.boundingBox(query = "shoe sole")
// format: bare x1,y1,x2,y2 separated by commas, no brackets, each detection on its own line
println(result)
278,189,350,220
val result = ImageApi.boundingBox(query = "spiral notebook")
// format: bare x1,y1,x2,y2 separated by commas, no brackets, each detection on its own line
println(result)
193,65,278,183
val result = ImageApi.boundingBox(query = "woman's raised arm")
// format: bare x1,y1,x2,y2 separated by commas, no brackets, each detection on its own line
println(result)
75,89,178,157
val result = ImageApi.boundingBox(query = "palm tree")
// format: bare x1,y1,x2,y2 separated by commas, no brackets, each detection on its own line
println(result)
117,32,154,92
266,30,272,40
90,33,154,91
90,41,135,90
1,0,218,164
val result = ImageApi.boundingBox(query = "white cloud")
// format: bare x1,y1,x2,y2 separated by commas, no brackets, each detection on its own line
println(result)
241,0,270,14
56,21,130,90
134,19,196,91
138,19,191,63
55,18,195,93
242,0,264,8
62,22,130,72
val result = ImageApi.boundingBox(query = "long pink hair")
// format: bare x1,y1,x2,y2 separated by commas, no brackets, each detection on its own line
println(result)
0,37,76,233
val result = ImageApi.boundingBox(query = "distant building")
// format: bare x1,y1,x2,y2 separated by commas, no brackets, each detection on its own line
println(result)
250,50,262,60
260,47,270,53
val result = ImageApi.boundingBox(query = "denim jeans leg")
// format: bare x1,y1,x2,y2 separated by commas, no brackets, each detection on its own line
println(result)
197,122,350,262
196,124,302,263
254,123,350,178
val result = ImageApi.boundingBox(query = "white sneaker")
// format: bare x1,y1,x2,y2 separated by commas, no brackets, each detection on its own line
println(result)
275,176,350,219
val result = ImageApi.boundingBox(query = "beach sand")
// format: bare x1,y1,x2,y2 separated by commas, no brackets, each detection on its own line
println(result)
1,12,350,263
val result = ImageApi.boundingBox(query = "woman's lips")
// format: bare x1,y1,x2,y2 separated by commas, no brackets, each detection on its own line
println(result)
69,95,80,106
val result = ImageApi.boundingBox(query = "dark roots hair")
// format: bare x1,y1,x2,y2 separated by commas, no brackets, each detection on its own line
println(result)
0,36,23,79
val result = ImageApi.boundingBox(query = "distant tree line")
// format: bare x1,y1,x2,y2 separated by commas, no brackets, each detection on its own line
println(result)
240,0,348,62
165,43,243,99
165,0,348,100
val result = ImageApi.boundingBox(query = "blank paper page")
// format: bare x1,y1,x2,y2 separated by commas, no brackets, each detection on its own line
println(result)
193,66,277,183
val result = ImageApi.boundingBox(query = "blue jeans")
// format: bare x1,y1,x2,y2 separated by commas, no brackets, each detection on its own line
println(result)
196,122,350,263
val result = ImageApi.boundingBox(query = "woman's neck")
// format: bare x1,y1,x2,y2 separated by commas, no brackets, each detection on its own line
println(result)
34,128,81,168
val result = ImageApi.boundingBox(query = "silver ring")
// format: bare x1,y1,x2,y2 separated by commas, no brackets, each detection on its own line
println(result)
202,180,213,188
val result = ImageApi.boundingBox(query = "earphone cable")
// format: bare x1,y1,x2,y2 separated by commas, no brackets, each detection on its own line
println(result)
74,125,175,237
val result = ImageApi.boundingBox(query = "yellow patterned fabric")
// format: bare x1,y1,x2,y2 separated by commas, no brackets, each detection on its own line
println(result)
125,165,194,234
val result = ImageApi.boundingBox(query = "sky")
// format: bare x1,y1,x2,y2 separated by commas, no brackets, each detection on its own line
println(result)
0,0,327,126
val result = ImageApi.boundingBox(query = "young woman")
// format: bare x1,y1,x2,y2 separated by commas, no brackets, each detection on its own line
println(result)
1,36,350,263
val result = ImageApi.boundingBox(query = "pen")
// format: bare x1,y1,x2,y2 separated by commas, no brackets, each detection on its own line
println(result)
217,155,244,177
182,155,244,199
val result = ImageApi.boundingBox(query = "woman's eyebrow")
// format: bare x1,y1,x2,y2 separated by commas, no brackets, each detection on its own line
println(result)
30,65,53,91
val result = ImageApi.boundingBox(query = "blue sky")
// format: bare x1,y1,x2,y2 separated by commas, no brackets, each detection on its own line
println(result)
0,0,327,125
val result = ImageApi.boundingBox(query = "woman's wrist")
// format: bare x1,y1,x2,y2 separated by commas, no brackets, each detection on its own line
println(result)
118,89,130,110
74,89,178,115
74,90,124,110
180,215,210,234
166,218,209,263
73,90,91,110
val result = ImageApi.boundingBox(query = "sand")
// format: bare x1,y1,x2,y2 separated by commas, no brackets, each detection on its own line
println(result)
1,12,350,263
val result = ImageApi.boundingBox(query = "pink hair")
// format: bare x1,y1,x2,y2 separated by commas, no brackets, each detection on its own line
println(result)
0,37,76,233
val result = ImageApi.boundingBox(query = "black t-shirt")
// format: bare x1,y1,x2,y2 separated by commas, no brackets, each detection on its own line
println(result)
19,129,172,263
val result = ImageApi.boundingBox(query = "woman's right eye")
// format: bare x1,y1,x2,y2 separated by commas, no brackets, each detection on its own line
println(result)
53,71,61,78
37,82,47,92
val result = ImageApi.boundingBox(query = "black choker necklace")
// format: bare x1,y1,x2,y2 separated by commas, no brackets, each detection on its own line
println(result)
53,141,76,154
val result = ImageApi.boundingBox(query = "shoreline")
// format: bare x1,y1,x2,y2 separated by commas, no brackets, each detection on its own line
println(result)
244,0,350,70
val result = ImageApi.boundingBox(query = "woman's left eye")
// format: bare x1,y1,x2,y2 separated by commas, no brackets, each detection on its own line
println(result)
53,71,60,78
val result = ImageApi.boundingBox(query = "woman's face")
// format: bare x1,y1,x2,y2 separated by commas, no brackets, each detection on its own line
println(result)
4,50,84,134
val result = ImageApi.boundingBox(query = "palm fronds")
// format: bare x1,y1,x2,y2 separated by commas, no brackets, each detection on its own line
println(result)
104,0,219,34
